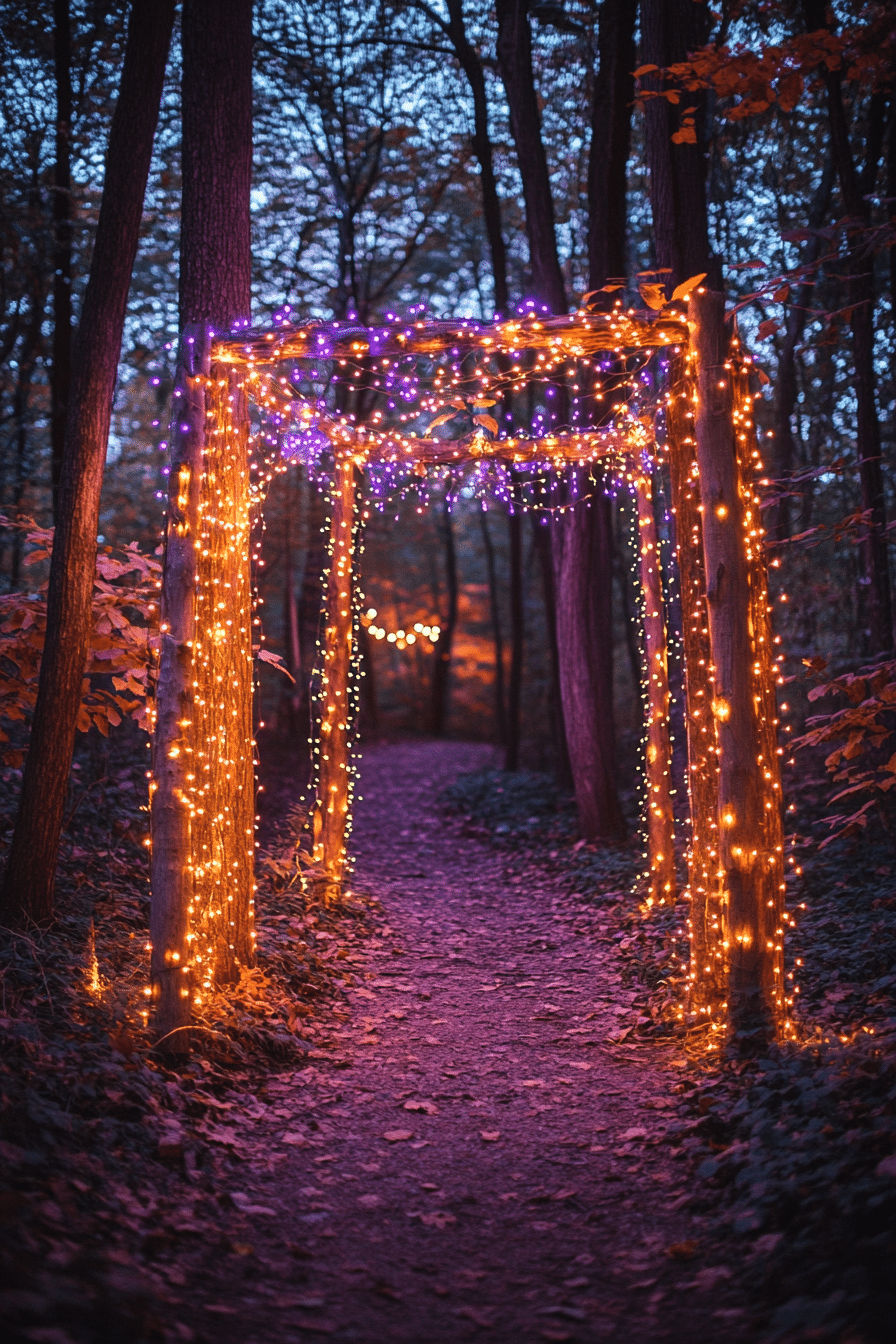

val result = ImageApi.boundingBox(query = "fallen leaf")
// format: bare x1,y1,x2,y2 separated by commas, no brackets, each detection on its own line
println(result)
230,1191,277,1216
621,1127,647,1142
357,1194,382,1209
666,1239,699,1260
480,1130,501,1142
551,1187,578,1202
419,1211,456,1228
382,1129,414,1143
403,1099,438,1115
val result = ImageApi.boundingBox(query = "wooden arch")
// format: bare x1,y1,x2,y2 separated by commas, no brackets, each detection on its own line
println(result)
149,296,786,1046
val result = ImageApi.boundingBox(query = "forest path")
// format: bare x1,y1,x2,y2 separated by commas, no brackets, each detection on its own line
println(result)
206,741,750,1343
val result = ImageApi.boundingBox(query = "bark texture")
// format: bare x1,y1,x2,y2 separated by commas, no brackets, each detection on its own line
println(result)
553,488,626,842
587,0,637,292
179,0,253,331
0,0,175,928
443,0,509,313
495,0,566,312
640,0,716,290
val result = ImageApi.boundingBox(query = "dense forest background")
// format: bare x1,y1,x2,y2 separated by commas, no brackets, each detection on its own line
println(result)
1,0,895,807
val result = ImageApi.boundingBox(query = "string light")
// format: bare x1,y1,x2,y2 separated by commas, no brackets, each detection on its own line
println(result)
148,299,787,1041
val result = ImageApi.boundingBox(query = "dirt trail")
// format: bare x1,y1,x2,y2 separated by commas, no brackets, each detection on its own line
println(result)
201,741,750,1342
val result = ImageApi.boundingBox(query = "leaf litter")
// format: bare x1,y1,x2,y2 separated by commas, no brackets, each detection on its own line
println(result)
7,737,892,1340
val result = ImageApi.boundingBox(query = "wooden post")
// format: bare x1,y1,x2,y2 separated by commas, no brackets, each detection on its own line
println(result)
150,324,209,1046
665,352,726,1022
188,363,255,989
312,452,357,894
689,290,783,1037
734,357,786,1023
634,471,676,905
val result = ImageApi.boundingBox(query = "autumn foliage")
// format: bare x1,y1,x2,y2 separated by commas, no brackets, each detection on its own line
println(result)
0,518,159,762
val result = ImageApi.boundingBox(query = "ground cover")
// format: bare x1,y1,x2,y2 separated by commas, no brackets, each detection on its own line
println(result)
0,737,893,1342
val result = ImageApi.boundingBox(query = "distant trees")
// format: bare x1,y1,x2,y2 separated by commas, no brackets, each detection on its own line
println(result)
0,0,175,927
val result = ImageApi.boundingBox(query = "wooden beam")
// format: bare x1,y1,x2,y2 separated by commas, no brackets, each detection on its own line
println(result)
212,310,689,367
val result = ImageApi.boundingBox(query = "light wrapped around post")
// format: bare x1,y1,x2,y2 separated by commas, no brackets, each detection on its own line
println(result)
689,290,784,1037
188,362,255,988
144,302,787,1044
634,471,676,905
150,324,255,1046
665,352,726,1023
150,324,207,1045
311,452,358,894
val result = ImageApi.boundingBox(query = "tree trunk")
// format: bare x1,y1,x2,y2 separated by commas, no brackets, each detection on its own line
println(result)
148,0,253,1037
0,0,175,929
587,0,637,292
443,0,509,314
179,0,253,330
640,0,717,291
50,0,73,523
504,492,524,770
690,290,784,1038
494,0,566,312
479,510,506,745
429,487,458,736
531,507,571,787
553,485,626,841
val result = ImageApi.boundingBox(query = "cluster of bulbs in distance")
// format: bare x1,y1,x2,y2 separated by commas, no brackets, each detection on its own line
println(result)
361,607,440,649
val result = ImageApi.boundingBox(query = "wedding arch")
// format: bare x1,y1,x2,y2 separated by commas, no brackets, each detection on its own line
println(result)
148,292,787,1044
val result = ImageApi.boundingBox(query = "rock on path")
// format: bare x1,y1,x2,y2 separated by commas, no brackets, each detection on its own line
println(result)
199,741,750,1342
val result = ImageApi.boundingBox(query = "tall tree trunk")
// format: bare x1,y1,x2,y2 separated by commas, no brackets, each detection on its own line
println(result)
588,0,637,292
531,507,571,786
554,486,626,840
495,0,566,312
150,0,253,1039
429,488,458,736
0,0,175,929
641,0,717,291
179,0,253,330
441,0,509,314
772,155,835,541
480,510,506,745
690,291,784,1036
504,491,524,769
51,0,73,523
